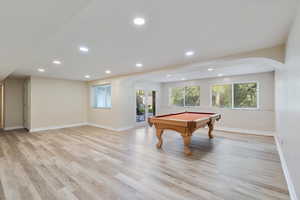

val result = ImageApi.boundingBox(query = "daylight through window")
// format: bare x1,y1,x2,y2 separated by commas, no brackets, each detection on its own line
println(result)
170,86,200,107
212,82,258,109
92,84,112,108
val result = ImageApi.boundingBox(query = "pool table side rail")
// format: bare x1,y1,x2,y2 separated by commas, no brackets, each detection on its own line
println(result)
148,117,190,127
153,112,218,119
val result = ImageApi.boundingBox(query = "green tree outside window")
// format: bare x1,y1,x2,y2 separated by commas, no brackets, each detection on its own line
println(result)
170,86,200,106
211,82,258,109
170,87,184,106
234,83,257,108
185,86,200,106
212,84,232,108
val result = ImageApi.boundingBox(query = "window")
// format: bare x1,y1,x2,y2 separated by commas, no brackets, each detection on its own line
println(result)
92,84,112,108
212,84,232,108
185,86,200,106
170,87,184,106
169,86,200,107
211,82,258,109
234,82,258,109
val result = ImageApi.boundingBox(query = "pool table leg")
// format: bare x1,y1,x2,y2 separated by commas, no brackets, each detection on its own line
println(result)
156,129,164,149
208,121,214,139
182,135,192,156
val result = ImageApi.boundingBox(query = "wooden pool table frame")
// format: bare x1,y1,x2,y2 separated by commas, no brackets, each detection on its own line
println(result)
148,112,221,155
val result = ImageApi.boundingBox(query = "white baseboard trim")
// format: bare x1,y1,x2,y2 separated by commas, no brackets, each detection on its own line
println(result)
30,123,88,132
29,122,134,133
88,123,134,132
215,127,275,136
4,126,24,131
275,136,298,200
117,126,135,131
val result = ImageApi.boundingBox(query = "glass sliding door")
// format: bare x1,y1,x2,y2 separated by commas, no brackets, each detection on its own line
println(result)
147,91,156,117
136,90,146,122
136,90,156,124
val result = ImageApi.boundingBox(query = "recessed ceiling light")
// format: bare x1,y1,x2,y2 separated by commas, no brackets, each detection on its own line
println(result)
105,70,111,74
166,74,171,77
133,17,146,26
181,78,186,81
79,46,89,52
218,73,223,77
208,68,214,71
38,68,45,72
136,63,143,68
185,51,195,57
52,60,61,65
85,75,90,79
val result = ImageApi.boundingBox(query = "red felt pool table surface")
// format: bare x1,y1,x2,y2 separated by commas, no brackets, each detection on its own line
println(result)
157,112,212,121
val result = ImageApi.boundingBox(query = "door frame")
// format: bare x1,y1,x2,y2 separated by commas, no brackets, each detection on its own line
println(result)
135,89,157,126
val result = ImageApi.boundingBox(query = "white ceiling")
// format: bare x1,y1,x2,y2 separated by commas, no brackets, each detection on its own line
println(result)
0,0,93,80
2,0,298,81
134,57,281,83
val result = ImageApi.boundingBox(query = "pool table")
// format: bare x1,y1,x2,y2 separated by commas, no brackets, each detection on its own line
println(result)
148,112,221,155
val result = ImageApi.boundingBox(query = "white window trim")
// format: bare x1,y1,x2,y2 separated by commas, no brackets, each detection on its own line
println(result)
210,81,260,110
90,84,112,109
169,86,201,107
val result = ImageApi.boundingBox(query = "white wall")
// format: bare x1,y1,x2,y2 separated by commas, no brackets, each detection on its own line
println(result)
23,78,31,130
4,77,24,129
87,77,133,130
160,72,275,134
275,4,300,199
29,77,88,130
87,77,161,130
88,72,274,134
0,83,4,128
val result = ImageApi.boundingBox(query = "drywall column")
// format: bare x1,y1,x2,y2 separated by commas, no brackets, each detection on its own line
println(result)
275,4,300,199
4,77,24,129
0,83,4,129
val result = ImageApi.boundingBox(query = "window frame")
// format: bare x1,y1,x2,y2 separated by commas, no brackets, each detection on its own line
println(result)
169,85,201,108
91,84,112,109
210,81,260,110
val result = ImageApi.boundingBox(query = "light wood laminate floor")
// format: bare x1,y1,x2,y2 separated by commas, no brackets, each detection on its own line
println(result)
0,126,289,200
